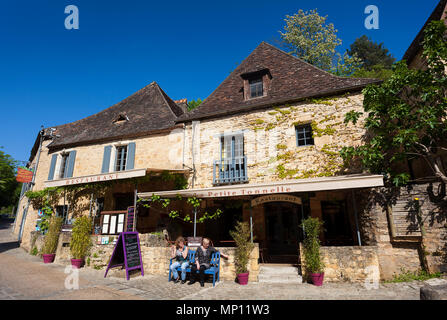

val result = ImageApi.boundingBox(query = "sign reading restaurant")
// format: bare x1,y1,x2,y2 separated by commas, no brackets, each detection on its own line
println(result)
43,168,147,188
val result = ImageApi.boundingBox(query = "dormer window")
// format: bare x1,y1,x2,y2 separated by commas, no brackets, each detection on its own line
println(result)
240,68,271,101
249,78,263,98
113,113,129,124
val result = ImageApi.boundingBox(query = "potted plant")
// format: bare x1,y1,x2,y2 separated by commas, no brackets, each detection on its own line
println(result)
301,217,325,286
41,216,63,263
70,216,92,269
230,221,254,285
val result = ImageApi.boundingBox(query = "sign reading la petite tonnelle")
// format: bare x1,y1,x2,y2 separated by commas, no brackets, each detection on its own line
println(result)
43,168,147,188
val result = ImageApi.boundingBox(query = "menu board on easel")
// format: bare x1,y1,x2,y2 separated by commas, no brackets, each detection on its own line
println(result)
104,232,144,280
126,206,135,232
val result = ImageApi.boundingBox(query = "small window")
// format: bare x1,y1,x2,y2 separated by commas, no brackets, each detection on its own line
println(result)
59,154,69,179
115,146,128,171
295,124,314,146
249,78,263,98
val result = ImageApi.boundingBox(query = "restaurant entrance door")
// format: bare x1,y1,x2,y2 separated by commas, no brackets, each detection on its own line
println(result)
264,202,304,263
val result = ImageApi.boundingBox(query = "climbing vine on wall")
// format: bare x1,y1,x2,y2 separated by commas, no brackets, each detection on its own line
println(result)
137,195,223,224
245,96,359,180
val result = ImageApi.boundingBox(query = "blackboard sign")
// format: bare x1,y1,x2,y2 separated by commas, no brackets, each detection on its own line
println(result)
104,232,144,280
126,206,135,232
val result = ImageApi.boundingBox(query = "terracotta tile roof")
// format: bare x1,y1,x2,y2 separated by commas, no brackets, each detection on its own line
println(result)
177,42,381,122
402,0,447,64
48,82,184,150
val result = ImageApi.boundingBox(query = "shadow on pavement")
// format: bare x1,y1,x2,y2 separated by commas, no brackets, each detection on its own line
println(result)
0,241,20,254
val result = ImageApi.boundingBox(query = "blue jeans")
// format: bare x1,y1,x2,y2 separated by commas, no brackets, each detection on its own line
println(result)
170,261,189,281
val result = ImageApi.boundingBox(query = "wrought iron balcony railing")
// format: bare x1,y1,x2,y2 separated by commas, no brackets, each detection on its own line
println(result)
213,156,248,185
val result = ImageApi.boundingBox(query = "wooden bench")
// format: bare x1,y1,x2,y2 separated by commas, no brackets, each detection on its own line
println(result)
168,249,221,287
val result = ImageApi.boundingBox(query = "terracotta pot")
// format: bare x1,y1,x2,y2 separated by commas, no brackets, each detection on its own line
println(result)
237,272,249,285
42,254,55,264
310,272,324,286
71,259,84,269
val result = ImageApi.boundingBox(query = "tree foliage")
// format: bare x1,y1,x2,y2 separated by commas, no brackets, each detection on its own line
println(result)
0,148,20,209
280,9,362,76
341,20,447,186
187,99,203,111
348,35,396,70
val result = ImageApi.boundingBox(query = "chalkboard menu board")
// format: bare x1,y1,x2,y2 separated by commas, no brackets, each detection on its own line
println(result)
104,232,144,280
126,206,135,232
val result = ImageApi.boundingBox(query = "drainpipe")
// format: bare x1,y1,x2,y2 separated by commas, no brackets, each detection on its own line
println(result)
133,187,138,232
351,189,362,246
250,204,253,243
18,127,45,243
193,207,197,238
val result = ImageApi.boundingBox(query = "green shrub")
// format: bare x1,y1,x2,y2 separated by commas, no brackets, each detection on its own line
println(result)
41,216,63,254
385,268,442,283
301,217,325,274
230,221,254,274
30,247,38,256
70,216,93,259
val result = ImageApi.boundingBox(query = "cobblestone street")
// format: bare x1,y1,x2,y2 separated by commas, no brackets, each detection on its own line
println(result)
0,218,435,300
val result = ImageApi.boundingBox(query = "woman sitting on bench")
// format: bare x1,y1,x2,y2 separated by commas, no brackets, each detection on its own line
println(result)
188,237,228,287
169,236,189,284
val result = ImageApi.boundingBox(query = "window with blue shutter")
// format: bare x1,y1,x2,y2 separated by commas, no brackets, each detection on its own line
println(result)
126,142,135,170
48,154,58,180
65,150,76,178
101,146,112,173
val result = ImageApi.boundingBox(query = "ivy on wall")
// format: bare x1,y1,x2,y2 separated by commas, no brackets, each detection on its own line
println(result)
245,95,361,180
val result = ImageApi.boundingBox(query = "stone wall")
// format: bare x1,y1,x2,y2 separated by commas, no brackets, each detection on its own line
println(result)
299,243,380,283
85,234,260,282
358,182,447,279
183,93,367,189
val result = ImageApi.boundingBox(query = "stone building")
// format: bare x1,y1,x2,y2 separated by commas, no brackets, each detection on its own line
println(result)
13,17,447,282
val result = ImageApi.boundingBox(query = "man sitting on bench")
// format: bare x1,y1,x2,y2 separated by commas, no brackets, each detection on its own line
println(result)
188,237,228,287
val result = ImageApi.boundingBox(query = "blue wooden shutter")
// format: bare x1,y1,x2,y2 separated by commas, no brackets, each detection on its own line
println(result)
48,154,58,180
126,142,135,170
65,150,77,178
101,146,112,173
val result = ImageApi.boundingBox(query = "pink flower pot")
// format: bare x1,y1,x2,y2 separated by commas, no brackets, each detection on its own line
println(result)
71,259,84,269
237,272,249,285
310,273,324,286
42,254,55,264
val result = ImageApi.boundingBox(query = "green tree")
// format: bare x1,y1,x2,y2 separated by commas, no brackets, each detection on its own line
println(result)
351,64,394,81
348,35,395,70
280,9,362,76
341,20,447,186
187,99,202,111
0,148,20,209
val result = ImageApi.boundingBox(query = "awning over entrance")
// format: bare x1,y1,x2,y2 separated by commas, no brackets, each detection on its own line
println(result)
137,174,384,199
43,168,188,188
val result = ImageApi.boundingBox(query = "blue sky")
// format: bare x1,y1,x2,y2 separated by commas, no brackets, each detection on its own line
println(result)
0,0,440,163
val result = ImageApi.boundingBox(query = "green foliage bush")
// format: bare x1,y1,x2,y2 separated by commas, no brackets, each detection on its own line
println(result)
230,221,254,274
41,216,63,254
301,217,325,274
70,216,92,259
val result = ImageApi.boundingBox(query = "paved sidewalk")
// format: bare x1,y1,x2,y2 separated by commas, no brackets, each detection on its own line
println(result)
0,217,434,300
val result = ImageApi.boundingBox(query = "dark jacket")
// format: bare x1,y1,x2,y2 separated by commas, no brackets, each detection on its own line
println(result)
195,246,218,268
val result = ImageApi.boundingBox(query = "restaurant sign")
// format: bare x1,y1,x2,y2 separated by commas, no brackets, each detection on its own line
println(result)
43,168,146,188
251,194,302,207
16,167,33,183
